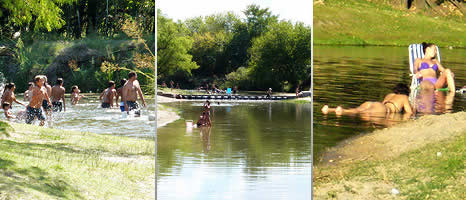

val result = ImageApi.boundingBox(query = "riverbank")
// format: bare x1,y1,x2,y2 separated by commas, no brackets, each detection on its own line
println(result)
314,112,466,199
314,0,466,47
0,121,155,199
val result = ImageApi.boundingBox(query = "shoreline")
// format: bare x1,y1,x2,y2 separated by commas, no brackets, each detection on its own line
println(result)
317,112,466,165
314,112,466,199
156,95,181,128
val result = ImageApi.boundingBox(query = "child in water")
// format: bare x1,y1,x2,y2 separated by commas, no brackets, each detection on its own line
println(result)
71,85,84,105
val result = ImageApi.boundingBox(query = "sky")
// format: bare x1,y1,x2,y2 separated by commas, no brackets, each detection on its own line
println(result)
156,0,312,25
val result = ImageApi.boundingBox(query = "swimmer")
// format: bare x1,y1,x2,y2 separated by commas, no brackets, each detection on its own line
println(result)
71,85,84,105
41,76,53,114
100,81,117,108
26,76,51,126
122,71,146,116
116,79,127,112
51,78,66,112
24,82,34,102
322,83,413,116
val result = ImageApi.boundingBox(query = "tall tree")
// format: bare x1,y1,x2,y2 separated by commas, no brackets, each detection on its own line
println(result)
157,10,198,81
248,21,311,91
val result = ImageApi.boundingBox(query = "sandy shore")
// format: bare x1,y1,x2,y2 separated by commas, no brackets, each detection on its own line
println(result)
156,95,181,128
319,112,466,165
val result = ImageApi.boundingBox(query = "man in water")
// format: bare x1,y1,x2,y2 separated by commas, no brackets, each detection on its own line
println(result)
41,76,53,113
122,71,146,115
26,76,51,126
51,78,66,112
116,79,127,112
100,81,117,108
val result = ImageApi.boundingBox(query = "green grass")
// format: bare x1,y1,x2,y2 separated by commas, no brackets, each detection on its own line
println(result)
315,132,466,199
314,0,466,47
0,122,155,199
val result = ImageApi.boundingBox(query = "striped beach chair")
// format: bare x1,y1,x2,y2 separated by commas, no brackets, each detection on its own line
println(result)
408,44,441,102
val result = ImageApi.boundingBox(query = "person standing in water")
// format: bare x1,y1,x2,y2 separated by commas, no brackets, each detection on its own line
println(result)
100,81,117,108
122,71,146,115
26,76,51,126
71,85,84,105
51,78,66,112
2,83,26,118
23,82,34,102
116,79,127,112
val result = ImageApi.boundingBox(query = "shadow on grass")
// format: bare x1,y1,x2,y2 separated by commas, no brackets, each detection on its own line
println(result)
0,158,83,199
0,121,13,137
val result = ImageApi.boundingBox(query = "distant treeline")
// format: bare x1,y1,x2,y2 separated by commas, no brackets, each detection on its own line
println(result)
0,0,155,93
157,5,312,92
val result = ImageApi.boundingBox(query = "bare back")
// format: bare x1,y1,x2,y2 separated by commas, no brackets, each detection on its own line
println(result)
51,86,65,102
102,88,116,103
2,90,14,105
123,80,140,101
383,93,412,113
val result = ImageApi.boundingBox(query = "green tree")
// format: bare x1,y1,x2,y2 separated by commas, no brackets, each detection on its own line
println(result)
248,21,311,91
0,0,77,34
157,10,198,81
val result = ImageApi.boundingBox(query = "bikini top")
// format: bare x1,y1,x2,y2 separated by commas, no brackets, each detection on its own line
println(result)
419,62,438,72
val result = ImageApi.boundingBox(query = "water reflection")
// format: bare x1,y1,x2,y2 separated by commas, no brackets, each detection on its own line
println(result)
157,102,311,200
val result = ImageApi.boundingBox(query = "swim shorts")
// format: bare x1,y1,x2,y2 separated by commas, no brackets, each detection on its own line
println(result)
126,101,139,111
120,101,125,112
52,101,63,112
26,106,46,124
42,100,52,110
101,102,111,108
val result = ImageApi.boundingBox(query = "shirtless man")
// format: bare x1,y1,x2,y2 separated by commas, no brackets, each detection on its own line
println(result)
116,79,127,112
51,78,66,112
42,76,53,113
99,81,117,108
26,76,51,126
122,72,146,115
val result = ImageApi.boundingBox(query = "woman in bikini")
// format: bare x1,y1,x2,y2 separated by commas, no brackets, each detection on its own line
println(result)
321,83,413,115
414,42,455,92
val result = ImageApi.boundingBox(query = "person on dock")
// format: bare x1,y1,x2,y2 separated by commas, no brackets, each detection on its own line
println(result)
122,71,146,116
116,79,127,112
51,78,66,112
26,76,51,126
100,81,117,108
414,42,455,92
321,83,413,116
71,85,84,105
266,88,273,99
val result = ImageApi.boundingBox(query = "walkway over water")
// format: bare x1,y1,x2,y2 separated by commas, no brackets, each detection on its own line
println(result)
158,91,312,101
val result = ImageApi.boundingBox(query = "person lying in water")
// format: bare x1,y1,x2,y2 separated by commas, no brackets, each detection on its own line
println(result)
71,85,85,105
2,102,27,120
321,83,413,115
414,42,455,92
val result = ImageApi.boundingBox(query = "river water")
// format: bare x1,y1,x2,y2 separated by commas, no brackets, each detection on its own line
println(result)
313,45,466,162
157,101,312,200
6,94,156,137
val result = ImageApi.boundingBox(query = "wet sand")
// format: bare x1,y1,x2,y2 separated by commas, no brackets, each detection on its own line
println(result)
156,95,180,128
319,112,466,165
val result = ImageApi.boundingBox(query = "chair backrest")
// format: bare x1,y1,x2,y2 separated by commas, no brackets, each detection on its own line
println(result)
409,44,441,74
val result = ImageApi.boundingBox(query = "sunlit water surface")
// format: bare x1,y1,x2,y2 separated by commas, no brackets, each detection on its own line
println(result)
314,46,466,162
157,101,312,200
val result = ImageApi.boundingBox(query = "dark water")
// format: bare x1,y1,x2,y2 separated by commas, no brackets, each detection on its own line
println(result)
313,45,466,162
157,101,311,200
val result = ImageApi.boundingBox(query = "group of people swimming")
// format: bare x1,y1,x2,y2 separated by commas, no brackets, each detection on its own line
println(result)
321,42,456,117
1,71,146,126
196,100,212,127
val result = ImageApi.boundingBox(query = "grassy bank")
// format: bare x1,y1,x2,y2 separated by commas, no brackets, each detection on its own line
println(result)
314,0,466,47
314,113,466,199
0,122,155,199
